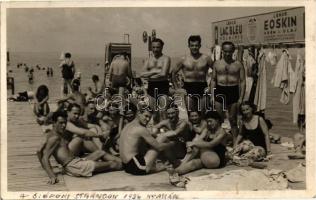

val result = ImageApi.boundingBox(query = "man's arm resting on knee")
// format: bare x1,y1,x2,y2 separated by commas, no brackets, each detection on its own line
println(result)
164,121,189,138
66,122,100,138
141,131,174,151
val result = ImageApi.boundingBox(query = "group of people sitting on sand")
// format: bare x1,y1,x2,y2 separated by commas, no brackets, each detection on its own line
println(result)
35,37,280,186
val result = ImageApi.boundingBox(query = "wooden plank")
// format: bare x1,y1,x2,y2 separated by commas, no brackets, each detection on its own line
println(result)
6,103,68,191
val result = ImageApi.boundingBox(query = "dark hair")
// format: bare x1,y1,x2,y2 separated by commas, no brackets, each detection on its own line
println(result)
125,103,137,114
71,79,80,91
188,110,202,116
205,111,223,123
68,103,81,112
52,111,68,122
152,38,164,47
137,102,153,114
188,35,201,45
239,101,257,114
92,75,99,82
36,85,49,102
86,100,95,106
222,41,236,51
166,102,178,111
65,52,71,58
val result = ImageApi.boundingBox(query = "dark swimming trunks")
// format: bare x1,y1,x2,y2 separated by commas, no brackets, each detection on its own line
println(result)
147,80,169,97
213,144,227,168
214,85,239,106
123,154,147,175
111,74,127,88
183,82,207,96
204,134,227,168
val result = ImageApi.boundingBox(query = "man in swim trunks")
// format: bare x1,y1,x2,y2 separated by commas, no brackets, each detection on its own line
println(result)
141,38,171,124
109,52,132,91
172,35,213,113
37,111,122,184
119,105,174,175
211,41,246,143
59,52,75,96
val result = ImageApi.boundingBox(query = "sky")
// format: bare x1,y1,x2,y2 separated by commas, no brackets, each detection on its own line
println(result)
7,7,289,57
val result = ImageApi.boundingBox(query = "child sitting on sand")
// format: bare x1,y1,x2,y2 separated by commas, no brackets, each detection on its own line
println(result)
33,85,50,124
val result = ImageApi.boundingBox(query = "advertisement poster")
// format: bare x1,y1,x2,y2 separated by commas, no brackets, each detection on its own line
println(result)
213,7,305,45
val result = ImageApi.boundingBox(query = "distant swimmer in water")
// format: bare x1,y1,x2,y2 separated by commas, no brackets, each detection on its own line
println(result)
60,52,75,96
140,38,171,124
28,68,34,84
172,35,213,113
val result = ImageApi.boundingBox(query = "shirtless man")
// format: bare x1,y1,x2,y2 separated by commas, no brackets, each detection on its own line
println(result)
141,38,171,124
109,52,131,92
37,111,121,184
88,75,104,99
65,103,105,153
152,104,192,166
119,106,174,175
211,41,246,142
58,79,86,115
172,35,213,112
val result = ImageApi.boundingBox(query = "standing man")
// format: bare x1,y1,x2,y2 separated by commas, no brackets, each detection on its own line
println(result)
141,38,171,124
211,41,246,142
172,35,213,112
60,52,75,96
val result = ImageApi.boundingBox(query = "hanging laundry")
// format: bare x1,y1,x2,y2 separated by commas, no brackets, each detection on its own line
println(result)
266,50,277,66
232,49,238,61
214,45,221,61
271,49,294,104
292,51,305,124
243,49,256,101
254,48,267,112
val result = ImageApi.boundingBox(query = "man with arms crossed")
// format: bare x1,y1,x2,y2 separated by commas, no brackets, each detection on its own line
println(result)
37,112,121,184
172,35,213,112
211,41,246,143
141,38,171,124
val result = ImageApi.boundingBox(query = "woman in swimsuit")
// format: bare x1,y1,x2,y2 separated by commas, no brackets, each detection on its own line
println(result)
235,101,271,155
167,111,228,185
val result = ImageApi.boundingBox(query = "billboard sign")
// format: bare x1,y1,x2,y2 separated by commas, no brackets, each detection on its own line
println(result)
213,7,305,45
